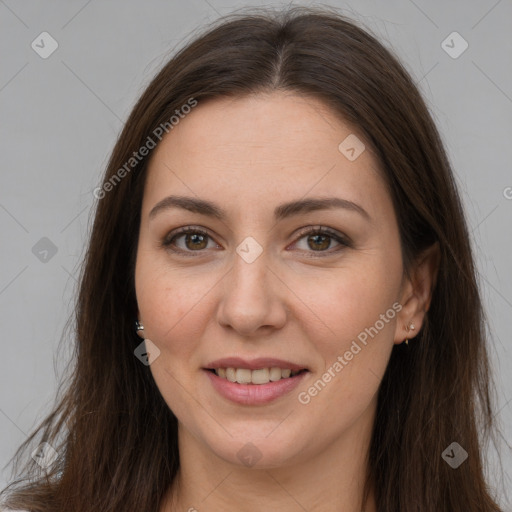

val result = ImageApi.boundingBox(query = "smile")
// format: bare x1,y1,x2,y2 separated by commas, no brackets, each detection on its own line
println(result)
210,367,306,385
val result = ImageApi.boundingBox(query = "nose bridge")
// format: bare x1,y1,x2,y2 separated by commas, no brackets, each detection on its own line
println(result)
217,241,287,335
230,232,271,295
231,246,268,297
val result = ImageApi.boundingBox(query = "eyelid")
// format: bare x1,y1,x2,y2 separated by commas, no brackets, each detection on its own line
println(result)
164,225,211,240
292,225,351,243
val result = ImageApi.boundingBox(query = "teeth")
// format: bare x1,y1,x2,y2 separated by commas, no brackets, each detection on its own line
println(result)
269,367,282,381
236,368,252,384
214,367,302,384
252,368,269,384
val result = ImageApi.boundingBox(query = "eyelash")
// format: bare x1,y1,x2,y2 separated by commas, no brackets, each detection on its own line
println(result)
161,225,351,258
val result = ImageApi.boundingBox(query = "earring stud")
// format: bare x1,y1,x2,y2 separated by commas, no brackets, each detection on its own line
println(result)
404,321,415,345
135,320,144,332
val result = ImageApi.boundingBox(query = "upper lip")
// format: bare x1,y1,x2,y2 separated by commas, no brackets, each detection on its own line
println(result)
205,357,308,371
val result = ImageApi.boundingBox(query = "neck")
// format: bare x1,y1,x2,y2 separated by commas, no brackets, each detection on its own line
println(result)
161,402,378,512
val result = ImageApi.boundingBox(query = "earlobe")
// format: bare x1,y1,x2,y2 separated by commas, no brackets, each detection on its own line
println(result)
402,321,415,345
135,319,145,339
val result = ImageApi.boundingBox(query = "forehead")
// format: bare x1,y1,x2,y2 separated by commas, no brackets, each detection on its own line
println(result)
142,92,392,222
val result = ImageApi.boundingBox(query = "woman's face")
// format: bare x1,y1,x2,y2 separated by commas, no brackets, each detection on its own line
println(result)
135,92,409,468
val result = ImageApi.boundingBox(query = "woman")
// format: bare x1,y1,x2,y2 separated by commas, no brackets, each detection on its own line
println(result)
1,6,504,511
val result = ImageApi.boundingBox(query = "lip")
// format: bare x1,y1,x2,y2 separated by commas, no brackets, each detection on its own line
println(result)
204,357,308,371
204,368,309,405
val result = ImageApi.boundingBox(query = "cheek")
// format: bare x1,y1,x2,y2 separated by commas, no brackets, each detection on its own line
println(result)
298,255,402,409
135,258,215,415
134,253,214,359
292,255,401,350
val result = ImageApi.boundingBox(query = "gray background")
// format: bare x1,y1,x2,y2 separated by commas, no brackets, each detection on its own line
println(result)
1,0,511,507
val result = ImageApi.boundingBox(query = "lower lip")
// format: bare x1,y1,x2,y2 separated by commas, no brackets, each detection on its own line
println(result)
204,369,308,405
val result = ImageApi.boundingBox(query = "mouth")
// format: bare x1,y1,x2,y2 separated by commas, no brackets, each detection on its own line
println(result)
202,357,310,405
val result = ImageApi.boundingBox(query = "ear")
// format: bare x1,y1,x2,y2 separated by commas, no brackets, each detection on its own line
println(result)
394,242,440,345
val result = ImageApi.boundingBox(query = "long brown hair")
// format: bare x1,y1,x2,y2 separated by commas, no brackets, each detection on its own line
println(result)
1,6,504,511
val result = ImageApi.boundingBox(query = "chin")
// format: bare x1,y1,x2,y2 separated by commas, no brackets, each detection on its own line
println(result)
200,427,311,469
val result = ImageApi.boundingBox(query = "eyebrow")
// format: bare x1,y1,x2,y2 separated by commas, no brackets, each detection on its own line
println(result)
148,195,371,222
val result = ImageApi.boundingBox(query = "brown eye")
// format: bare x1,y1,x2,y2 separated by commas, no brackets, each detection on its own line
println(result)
292,226,350,256
163,227,220,254
307,234,332,251
184,232,208,250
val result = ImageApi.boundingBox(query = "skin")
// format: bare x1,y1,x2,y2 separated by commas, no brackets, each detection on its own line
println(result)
134,92,439,511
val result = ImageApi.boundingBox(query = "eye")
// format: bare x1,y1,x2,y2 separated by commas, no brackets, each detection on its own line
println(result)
162,226,221,254
161,225,351,257
291,226,351,255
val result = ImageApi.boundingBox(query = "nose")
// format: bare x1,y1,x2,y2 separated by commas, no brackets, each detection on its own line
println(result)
216,249,288,337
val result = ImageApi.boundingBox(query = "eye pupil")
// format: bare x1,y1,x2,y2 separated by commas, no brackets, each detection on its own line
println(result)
308,234,330,251
186,233,207,250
